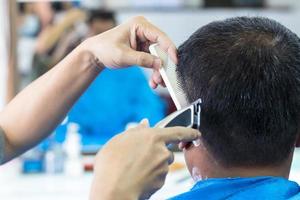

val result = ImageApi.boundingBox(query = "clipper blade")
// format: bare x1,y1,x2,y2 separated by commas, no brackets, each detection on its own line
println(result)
149,44,188,110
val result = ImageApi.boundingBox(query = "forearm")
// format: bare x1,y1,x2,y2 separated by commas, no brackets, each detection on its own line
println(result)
0,43,102,163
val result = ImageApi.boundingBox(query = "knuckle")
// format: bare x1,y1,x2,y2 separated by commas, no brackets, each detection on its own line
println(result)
151,133,160,143
136,54,148,66
173,127,185,139
145,130,157,143
160,30,168,37
152,129,163,141
175,134,184,142
178,135,185,141
133,15,146,21
130,16,146,25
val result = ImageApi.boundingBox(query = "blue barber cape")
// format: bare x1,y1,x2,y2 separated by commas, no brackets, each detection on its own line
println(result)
169,177,300,200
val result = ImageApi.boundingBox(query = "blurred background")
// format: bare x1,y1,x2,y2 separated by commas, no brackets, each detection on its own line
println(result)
0,0,300,199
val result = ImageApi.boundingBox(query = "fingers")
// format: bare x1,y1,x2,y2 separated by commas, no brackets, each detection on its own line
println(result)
139,25,178,64
178,138,202,150
158,127,201,144
152,70,163,84
124,49,162,69
149,70,166,89
178,142,187,150
132,16,178,64
149,79,158,89
149,70,165,89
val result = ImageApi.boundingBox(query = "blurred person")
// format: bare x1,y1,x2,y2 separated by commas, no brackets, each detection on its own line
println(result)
0,15,200,199
18,2,53,37
17,2,55,90
169,17,300,199
31,8,86,79
31,2,54,31
34,8,86,56
18,3,86,89
51,10,116,64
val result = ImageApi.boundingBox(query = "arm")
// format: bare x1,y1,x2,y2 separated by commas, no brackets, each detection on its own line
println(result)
0,16,177,164
90,120,200,200
0,47,101,163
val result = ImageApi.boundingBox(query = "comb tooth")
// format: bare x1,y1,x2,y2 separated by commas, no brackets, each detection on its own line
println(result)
149,44,188,110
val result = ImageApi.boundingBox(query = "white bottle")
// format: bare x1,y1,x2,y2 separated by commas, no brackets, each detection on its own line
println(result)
64,123,82,176
45,142,65,174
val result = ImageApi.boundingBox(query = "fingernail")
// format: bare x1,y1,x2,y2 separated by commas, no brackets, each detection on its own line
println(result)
140,118,148,123
140,118,150,127
153,58,162,69
193,139,201,147
178,142,183,150
149,80,157,89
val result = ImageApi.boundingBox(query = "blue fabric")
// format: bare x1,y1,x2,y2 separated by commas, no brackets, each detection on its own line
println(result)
169,176,300,200
55,66,165,146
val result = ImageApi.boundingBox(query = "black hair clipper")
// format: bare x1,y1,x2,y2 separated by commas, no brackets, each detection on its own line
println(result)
155,98,202,150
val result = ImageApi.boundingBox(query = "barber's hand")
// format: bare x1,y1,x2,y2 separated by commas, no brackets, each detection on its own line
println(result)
89,119,200,200
82,16,177,88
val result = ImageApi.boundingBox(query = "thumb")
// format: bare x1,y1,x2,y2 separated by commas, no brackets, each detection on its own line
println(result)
123,49,162,69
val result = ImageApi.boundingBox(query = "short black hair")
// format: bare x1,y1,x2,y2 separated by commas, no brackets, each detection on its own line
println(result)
87,10,116,25
177,17,300,167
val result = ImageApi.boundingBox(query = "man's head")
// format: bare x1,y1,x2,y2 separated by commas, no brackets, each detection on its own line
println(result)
177,17,300,173
87,10,116,35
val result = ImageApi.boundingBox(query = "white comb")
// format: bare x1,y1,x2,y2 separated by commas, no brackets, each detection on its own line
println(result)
149,44,188,110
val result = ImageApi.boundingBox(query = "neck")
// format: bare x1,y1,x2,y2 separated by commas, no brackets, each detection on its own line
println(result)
184,143,294,181
211,163,292,179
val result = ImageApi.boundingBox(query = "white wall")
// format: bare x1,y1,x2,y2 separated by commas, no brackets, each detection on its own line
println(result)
117,9,300,46
267,0,300,8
